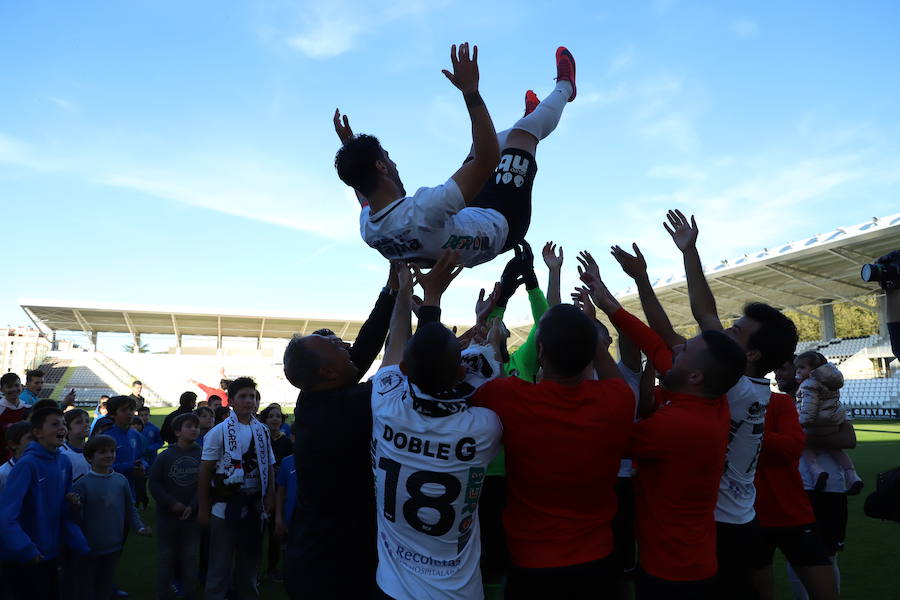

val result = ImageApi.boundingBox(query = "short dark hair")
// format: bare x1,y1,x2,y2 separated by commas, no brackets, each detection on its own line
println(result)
173,412,200,433
99,395,110,401
132,380,142,386
227,377,257,400
91,417,113,435
31,399,60,413
131,416,144,428
106,395,136,415
0,373,21,387
698,331,748,396
312,328,335,336
84,434,116,460
179,391,198,408
214,406,230,423
334,134,386,196
137,406,150,415
6,421,33,446
403,322,461,395
537,305,598,377
283,336,322,390
25,369,44,382
30,407,64,430
208,395,222,405
194,406,214,419
743,303,799,374
64,408,90,427
795,350,827,370
259,403,284,423
219,379,232,391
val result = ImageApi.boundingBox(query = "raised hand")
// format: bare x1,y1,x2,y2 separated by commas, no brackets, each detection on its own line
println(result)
411,249,464,306
333,108,354,144
392,260,414,295
611,243,647,280
542,242,564,271
441,43,480,94
476,282,501,325
576,251,621,315
576,250,602,284
663,209,699,252
570,286,597,321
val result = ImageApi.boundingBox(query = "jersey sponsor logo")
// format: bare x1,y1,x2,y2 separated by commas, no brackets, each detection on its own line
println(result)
457,467,485,553
381,425,476,462
376,371,405,396
371,237,423,258
441,234,491,252
495,153,530,188
382,533,462,577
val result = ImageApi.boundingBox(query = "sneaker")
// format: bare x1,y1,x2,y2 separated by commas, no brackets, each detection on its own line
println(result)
524,90,539,116
845,469,864,495
555,46,576,101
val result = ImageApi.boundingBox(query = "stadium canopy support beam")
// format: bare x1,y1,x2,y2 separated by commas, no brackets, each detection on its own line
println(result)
216,316,223,355
821,300,836,340
21,306,54,339
763,264,876,313
339,321,351,339
122,312,140,353
171,314,182,354
877,294,889,339
72,309,97,351
827,246,877,266
258,318,266,351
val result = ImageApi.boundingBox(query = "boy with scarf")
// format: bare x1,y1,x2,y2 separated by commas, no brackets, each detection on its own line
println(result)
198,377,275,600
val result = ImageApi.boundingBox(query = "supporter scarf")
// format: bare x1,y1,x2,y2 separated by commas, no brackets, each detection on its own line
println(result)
219,411,271,506
409,344,499,418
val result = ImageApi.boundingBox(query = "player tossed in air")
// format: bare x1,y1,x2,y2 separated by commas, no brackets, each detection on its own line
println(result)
334,42,576,267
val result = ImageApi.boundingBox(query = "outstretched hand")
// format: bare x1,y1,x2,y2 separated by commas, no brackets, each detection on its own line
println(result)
571,286,597,322
476,282,501,325
611,243,647,280
542,242,564,271
441,43,480,94
576,251,621,315
663,209,699,252
412,250,464,306
333,109,354,144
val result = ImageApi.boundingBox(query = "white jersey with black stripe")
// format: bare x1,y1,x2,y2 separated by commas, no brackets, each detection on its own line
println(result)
716,375,771,524
370,345,502,600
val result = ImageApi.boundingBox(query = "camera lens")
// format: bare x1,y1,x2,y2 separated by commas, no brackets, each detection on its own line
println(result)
861,263,878,282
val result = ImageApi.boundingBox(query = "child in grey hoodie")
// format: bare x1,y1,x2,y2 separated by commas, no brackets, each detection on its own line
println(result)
72,434,152,600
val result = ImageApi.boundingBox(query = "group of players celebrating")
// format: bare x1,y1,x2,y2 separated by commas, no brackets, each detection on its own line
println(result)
282,44,843,600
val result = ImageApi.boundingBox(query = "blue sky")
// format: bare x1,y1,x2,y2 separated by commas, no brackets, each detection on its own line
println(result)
2,0,899,346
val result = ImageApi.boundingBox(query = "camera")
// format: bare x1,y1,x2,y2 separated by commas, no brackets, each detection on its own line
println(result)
861,250,900,290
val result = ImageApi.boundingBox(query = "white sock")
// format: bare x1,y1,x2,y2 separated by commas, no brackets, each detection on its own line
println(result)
786,563,810,600
510,81,572,141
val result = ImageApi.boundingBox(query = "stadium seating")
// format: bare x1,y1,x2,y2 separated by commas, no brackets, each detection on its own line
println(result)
795,334,883,364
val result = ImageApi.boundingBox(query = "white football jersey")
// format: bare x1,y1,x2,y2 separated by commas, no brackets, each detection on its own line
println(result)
370,346,503,600
716,375,771,524
359,178,509,267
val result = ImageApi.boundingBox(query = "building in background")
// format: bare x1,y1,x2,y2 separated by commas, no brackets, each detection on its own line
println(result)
0,326,51,375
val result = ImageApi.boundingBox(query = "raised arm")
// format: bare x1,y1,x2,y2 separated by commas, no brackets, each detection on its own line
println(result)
443,43,500,203
349,263,399,374
573,287,620,380
333,109,368,208
611,243,685,348
542,242,564,307
380,263,414,368
664,209,723,331
412,249,464,328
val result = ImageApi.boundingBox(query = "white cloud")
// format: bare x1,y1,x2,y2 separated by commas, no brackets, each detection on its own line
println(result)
732,19,759,39
48,97,75,111
284,0,446,59
608,47,636,75
0,133,31,165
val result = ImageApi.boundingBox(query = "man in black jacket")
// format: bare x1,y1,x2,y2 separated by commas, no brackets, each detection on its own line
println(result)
160,391,198,444
282,256,456,599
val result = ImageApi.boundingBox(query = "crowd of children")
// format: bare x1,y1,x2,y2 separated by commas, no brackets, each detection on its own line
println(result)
0,371,298,600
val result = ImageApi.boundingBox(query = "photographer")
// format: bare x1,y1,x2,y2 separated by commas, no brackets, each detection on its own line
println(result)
862,249,900,360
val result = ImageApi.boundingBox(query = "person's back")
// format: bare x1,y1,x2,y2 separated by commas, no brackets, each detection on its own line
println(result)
370,350,502,600
476,376,633,567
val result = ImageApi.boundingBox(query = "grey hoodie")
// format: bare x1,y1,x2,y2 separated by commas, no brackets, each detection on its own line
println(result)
797,362,846,429
73,470,145,555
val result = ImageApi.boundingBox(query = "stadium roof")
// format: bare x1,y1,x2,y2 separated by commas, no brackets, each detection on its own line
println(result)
19,300,537,348
615,212,900,330
20,212,899,347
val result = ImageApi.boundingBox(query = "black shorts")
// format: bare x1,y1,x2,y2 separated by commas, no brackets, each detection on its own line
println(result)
751,523,832,568
469,148,537,252
712,519,762,599
808,491,847,554
611,477,637,576
506,555,615,600
635,570,712,600
478,475,509,577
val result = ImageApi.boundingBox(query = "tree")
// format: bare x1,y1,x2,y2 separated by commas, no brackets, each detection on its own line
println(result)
122,343,150,353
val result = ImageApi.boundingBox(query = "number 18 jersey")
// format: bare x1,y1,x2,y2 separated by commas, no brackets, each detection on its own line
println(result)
370,349,502,600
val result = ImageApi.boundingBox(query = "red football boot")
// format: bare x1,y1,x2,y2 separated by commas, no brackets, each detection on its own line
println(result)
524,90,539,116
555,46,576,102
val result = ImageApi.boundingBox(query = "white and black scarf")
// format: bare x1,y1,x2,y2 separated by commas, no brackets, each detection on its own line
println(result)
218,410,271,504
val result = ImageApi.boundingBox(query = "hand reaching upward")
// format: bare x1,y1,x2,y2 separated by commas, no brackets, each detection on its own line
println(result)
576,251,621,315
476,282,501,326
542,242,564,271
442,43,480,94
412,250,464,307
663,209,699,252
611,243,647,280
333,109,354,144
